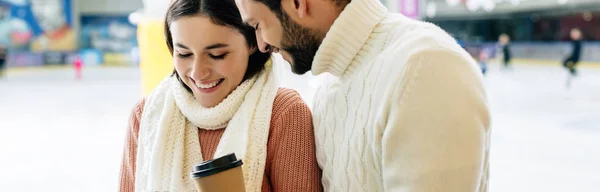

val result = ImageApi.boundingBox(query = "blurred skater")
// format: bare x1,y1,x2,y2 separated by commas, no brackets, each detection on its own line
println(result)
498,33,512,70
563,28,583,77
478,46,490,75
73,55,82,80
0,45,6,78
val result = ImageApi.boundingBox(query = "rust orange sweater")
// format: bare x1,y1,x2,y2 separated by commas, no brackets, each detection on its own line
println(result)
119,88,323,192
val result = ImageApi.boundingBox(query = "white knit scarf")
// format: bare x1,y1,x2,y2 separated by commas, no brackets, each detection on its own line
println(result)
135,60,279,192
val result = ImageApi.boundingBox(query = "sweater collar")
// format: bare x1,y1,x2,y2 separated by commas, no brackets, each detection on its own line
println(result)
311,0,387,77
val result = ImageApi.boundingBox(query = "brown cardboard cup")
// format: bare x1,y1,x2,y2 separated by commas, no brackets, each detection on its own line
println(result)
190,153,245,192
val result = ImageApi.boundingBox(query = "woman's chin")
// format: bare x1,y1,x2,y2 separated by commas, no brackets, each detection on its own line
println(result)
193,89,229,108
194,96,222,108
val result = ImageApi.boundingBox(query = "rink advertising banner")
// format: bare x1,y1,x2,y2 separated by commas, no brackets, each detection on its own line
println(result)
42,51,70,65
80,15,137,53
0,0,75,52
80,15,138,66
6,51,43,67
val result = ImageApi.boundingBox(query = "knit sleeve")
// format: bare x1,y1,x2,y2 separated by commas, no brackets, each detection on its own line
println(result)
118,99,145,192
265,89,323,192
381,48,490,192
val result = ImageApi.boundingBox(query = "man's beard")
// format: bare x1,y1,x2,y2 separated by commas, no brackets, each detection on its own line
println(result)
278,12,323,75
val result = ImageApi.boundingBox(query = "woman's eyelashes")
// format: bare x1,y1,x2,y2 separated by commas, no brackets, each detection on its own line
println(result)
176,52,227,60
176,51,192,58
209,53,228,60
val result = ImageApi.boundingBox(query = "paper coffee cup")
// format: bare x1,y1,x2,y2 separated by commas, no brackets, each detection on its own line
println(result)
190,153,245,192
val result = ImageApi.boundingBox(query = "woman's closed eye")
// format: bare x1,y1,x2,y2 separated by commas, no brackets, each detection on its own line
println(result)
176,52,193,58
209,53,228,60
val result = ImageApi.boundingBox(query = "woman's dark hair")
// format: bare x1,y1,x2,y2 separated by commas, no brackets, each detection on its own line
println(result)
165,0,271,92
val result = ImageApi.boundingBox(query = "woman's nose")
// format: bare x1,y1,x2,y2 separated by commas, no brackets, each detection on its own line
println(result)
191,64,211,81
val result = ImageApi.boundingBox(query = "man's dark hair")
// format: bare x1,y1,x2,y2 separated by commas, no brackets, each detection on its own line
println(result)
254,0,350,18
165,0,271,92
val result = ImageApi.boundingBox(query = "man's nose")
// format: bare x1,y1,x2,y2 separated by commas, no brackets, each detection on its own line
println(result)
256,34,270,53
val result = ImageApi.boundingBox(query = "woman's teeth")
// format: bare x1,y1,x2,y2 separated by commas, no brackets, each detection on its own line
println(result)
196,79,222,89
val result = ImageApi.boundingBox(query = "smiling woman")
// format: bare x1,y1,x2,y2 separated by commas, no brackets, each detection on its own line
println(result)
169,15,258,107
164,0,271,107
118,0,323,191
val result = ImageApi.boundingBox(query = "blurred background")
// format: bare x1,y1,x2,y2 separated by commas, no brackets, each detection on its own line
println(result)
0,0,598,191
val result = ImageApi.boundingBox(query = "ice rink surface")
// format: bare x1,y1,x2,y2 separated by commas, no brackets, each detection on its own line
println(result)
1,62,599,191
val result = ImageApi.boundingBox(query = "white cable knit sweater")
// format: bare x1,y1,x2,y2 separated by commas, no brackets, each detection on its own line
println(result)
311,0,491,191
